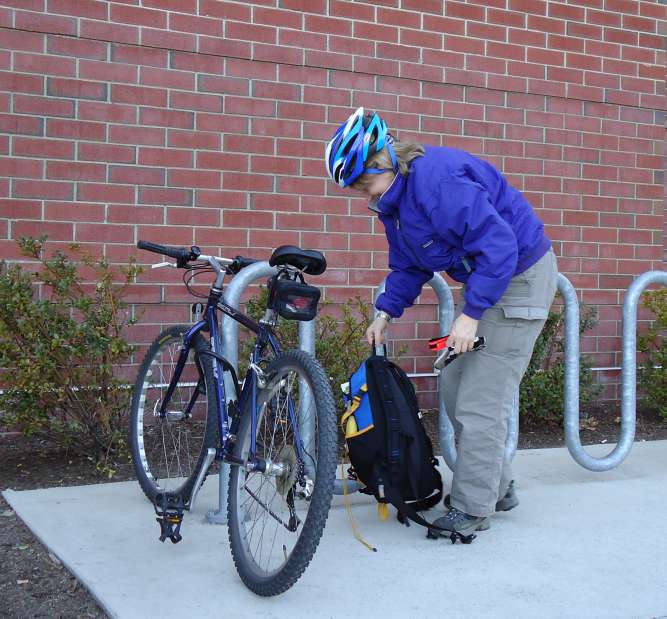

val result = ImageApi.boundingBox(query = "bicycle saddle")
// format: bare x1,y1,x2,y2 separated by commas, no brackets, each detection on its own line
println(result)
269,245,327,275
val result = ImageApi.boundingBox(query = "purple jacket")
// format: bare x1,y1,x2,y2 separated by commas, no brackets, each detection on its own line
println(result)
374,146,551,320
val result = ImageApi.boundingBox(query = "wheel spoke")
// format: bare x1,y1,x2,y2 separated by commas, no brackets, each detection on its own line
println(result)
131,329,213,500
230,356,328,580
227,349,338,595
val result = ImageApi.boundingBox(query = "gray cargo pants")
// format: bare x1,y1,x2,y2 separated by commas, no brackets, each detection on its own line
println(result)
443,248,558,517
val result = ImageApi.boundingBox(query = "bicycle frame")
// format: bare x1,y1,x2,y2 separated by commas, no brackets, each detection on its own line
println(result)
157,268,306,472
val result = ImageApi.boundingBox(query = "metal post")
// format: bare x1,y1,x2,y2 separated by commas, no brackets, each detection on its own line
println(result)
298,321,316,479
562,270,667,471
196,261,348,498
207,262,276,524
206,261,322,521
375,275,520,471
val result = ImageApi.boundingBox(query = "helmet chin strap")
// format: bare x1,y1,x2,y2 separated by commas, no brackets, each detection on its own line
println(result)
364,139,398,177
386,140,398,172
364,168,391,175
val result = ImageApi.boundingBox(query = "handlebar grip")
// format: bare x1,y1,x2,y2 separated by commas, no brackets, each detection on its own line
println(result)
137,240,189,262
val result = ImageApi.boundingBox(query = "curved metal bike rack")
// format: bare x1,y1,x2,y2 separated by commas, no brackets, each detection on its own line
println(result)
206,262,275,524
205,265,664,519
375,275,520,471
207,261,334,522
562,270,667,471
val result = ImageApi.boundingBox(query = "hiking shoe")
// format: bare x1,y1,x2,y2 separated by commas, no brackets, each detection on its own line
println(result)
495,480,519,512
433,507,490,537
444,480,519,513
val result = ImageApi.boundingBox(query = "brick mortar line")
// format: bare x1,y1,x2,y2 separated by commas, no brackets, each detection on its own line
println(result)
0,204,658,233
7,6,663,38
1,110,663,153
1,169,663,188
3,94,662,133
2,25,665,114
5,83,665,124
15,0,667,27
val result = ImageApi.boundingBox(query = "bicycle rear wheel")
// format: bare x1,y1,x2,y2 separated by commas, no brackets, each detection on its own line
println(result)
227,349,337,596
129,325,218,503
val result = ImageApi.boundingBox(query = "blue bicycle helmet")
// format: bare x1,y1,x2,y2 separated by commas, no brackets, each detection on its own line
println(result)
325,107,397,188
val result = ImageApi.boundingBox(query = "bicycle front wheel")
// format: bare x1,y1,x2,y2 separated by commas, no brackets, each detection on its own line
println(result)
227,349,337,596
129,325,218,503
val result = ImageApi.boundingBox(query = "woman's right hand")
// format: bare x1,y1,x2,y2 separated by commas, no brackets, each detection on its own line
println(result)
365,316,389,345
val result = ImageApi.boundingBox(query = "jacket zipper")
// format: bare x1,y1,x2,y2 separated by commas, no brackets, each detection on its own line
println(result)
395,215,427,269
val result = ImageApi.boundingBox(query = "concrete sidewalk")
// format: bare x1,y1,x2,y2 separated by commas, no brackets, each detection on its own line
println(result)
4,440,667,619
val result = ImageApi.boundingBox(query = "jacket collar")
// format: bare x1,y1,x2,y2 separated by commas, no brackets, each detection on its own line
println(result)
368,173,406,215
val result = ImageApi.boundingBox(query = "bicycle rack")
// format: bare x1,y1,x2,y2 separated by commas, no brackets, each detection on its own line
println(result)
375,275,520,471
562,270,667,472
377,269,666,473
205,264,665,521
206,261,324,524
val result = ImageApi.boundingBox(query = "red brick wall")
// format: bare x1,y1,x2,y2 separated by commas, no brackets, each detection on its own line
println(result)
0,0,665,406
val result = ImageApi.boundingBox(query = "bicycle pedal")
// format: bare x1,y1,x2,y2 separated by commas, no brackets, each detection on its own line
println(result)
154,492,185,544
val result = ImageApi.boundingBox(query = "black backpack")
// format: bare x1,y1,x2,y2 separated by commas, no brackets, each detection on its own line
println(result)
342,348,443,529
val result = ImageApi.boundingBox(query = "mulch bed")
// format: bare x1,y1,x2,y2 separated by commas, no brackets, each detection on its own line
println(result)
1,406,666,618
421,403,667,453
0,445,135,619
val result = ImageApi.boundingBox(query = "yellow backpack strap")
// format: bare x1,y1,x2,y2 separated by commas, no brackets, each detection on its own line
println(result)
341,459,377,553
340,384,367,428
340,399,359,427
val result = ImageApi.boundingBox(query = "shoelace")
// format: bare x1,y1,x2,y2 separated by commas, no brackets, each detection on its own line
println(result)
445,507,466,522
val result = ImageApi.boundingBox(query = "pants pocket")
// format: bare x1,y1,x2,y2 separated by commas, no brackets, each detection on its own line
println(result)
498,251,557,315
501,306,549,321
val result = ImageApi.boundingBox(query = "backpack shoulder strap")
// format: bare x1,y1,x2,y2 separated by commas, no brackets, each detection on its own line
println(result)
366,355,401,466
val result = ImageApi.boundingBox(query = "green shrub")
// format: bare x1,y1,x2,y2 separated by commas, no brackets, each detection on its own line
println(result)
638,288,667,418
242,287,606,426
0,236,141,475
520,302,601,423
241,288,373,411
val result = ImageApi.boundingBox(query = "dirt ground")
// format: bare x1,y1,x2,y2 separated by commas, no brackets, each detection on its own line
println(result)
1,406,666,618
0,445,135,619
421,403,667,453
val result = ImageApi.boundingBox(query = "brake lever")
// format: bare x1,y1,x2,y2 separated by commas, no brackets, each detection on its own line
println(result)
433,336,486,373
151,261,177,269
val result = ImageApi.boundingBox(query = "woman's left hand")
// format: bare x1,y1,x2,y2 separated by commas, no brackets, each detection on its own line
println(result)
448,313,480,355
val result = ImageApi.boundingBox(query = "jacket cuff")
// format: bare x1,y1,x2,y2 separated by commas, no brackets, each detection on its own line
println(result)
462,302,486,320
375,295,401,319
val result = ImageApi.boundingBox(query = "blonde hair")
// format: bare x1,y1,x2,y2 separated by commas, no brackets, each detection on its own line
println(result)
351,141,425,191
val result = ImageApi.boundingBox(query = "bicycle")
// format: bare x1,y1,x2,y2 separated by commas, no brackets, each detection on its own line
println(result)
128,240,337,596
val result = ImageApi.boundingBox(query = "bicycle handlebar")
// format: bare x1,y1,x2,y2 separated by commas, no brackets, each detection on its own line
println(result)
137,239,200,264
137,240,258,273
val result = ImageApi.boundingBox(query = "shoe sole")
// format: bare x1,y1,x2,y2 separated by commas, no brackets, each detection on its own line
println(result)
495,496,519,512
